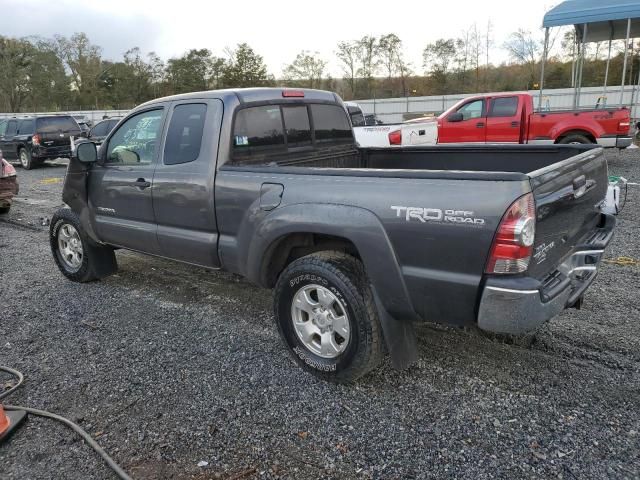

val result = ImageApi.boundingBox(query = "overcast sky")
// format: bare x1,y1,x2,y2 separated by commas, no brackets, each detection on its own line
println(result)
0,0,560,76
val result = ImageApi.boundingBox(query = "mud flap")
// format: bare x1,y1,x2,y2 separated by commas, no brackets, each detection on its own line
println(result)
372,288,418,370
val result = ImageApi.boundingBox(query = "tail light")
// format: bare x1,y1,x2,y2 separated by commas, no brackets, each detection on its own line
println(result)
485,193,536,274
618,121,631,133
388,129,402,145
32,134,40,145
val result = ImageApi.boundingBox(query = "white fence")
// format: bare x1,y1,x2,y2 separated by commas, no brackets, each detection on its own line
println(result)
0,110,130,123
1,85,639,125
357,85,640,124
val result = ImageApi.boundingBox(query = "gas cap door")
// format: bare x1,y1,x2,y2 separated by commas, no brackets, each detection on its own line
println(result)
260,183,284,211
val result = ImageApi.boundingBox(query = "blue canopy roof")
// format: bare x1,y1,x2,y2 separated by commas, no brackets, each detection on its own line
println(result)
543,0,640,41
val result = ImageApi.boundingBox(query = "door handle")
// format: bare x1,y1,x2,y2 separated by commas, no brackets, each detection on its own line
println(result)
511,121,520,127
132,178,151,189
476,122,485,128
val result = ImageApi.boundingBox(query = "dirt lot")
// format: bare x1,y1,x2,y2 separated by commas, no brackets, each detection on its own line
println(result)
0,151,639,480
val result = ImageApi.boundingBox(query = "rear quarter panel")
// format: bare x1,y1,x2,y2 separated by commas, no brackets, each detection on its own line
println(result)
529,109,629,142
215,168,530,326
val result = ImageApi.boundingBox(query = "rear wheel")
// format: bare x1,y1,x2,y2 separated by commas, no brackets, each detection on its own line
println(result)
273,251,384,383
19,148,34,169
558,134,593,145
0,206,9,214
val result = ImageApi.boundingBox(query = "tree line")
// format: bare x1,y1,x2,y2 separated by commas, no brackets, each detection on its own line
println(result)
1,28,639,113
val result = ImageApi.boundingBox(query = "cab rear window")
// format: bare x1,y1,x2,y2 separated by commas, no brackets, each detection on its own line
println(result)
232,103,352,160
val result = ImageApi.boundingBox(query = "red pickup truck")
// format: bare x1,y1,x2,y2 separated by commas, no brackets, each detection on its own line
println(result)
437,93,632,148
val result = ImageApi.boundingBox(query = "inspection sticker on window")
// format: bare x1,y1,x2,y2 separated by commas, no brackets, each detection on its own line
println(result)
234,135,249,146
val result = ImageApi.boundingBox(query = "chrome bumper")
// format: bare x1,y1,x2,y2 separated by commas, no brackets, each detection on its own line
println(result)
477,248,608,335
597,136,633,149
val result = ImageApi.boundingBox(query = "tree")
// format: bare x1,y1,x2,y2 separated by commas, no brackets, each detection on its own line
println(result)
336,41,359,98
53,32,102,106
504,29,542,88
378,34,411,96
282,51,326,88
356,36,380,97
166,48,215,94
0,36,34,111
27,38,69,110
222,43,271,88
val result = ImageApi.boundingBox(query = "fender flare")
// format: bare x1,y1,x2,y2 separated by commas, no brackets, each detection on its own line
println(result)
551,125,600,143
244,203,419,369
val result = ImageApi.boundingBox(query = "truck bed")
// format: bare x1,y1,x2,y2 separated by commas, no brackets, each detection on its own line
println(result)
228,144,595,177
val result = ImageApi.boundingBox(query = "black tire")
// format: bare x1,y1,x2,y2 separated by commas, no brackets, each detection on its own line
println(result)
273,251,384,383
558,134,593,145
50,208,117,282
18,148,35,170
0,206,9,214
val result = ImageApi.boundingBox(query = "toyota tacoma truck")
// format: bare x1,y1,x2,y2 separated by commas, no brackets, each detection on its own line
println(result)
50,88,616,383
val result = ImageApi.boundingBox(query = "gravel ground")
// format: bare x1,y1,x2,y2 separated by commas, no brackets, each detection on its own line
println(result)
0,151,639,480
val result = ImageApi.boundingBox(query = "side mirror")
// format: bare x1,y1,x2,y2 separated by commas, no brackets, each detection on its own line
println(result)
76,141,97,163
447,112,464,123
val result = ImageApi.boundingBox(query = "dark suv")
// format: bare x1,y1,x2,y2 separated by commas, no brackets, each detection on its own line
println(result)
0,115,82,169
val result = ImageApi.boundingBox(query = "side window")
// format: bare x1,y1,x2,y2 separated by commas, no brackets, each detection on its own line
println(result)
106,109,163,166
282,106,311,147
0,121,6,136
233,106,285,157
18,119,34,135
457,100,485,121
310,104,353,143
91,121,109,137
5,120,17,136
489,97,518,117
108,120,119,133
164,103,207,165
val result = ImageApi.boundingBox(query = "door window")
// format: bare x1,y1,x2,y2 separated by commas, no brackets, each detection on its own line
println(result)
18,120,34,135
164,103,207,165
457,100,485,121
106,109,163,165
5,120,17,136
0,121,6,136
489,97,518,117
91,121,109,137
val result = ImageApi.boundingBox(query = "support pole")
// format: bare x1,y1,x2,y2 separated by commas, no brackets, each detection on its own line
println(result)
620,18,632,105
603,31,613,103
538,27,550,111
575,24,588,109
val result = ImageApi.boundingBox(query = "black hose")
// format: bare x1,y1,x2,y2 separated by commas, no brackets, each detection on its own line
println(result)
0,365,132,480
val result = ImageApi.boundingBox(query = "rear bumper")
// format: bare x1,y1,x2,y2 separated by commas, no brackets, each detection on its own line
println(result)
32,144,72,160
596,136,633,149
477,213,616,335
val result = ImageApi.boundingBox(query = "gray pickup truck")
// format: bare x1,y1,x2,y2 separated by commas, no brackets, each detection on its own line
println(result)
50,88,615,382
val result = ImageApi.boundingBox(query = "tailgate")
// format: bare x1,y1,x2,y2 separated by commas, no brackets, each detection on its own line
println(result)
528,147,608,279
36,117,81,147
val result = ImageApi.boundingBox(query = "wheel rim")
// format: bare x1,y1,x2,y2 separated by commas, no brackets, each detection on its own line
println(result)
57,223,83,270
19,150,28,168
291,284,350,359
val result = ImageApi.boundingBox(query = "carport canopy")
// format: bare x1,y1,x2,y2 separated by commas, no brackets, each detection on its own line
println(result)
543,0,640,41
540,0,640,109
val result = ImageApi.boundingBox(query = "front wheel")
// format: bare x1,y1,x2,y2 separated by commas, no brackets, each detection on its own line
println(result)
50,208,117,282
273,251,384,383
